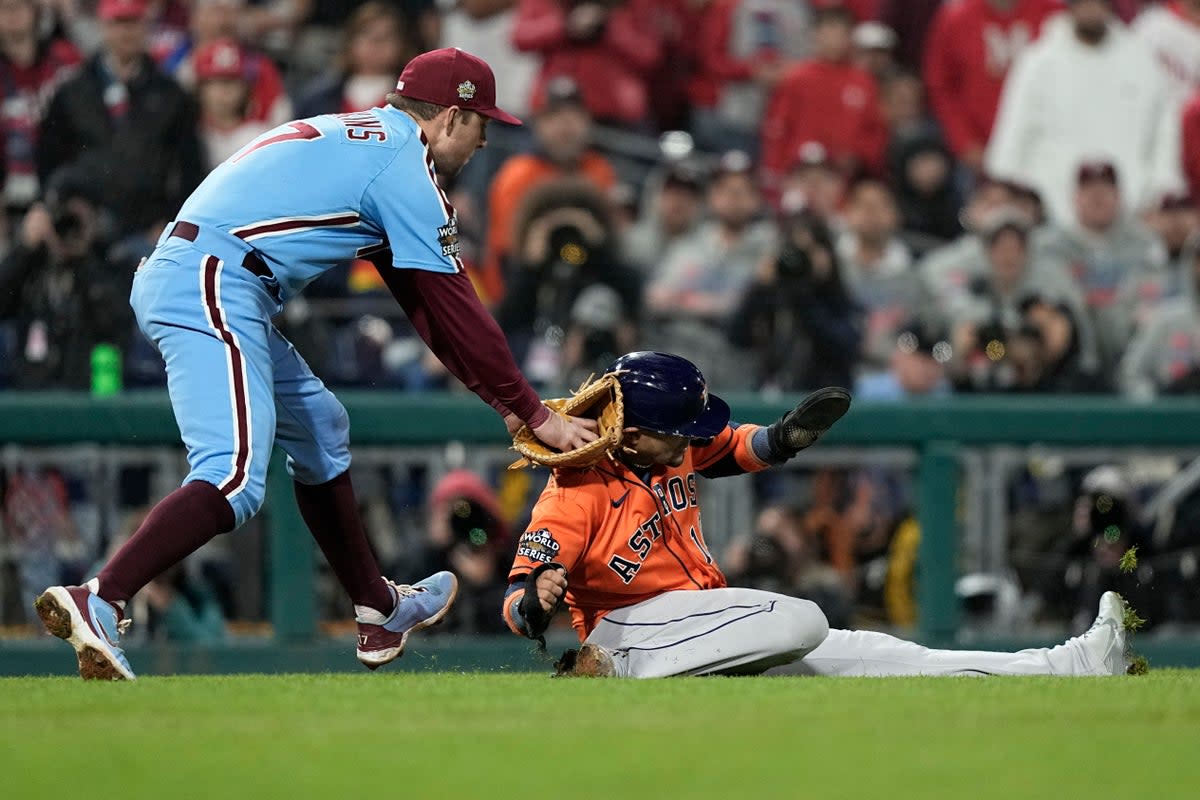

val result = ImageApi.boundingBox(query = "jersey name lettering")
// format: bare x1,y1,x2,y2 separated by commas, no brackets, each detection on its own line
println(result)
608,512,663,584
338,112,388,143
651,474,699,517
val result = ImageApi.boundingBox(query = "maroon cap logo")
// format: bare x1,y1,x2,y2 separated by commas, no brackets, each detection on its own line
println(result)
394,48,522,126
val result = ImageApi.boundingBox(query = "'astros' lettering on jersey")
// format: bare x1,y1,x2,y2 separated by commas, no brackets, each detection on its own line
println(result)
506,423,771,639
175,106,461,301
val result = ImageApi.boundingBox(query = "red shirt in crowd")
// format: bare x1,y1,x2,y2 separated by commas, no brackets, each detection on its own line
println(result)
761,58,886,187
512,0,663,126
688,0,756,109
1184,92,1200,201
0,38,81,205
923,0,1061,163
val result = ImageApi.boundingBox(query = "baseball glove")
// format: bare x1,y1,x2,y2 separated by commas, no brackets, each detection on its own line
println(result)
509,372,625,469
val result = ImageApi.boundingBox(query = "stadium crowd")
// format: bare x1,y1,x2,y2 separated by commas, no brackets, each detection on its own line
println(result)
2,0,1200,636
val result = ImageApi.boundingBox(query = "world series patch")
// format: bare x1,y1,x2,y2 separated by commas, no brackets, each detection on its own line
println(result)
516,528,560,562
437,221,460,257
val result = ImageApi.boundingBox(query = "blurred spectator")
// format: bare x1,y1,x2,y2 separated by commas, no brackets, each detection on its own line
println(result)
36,0,204,239
0,0,80,211
731,208,860,391
762,6,886,192
889,131,963,250
1131,0,1200,107
417,470,511,634
1119,237,1200,398
483,76,616,303
855,316,953,399
1050,466,1155,632
3,466,84,624
922,0,1060,175
723,504,853,628
835,178,919,371
645,150,773,389
1033,161,1168,369
439,0,539,214
512,0,663,128
156,0,293,127
687,0,808,156
985,1,1182,223
852,20,898,82
877,0,942,70
1144,192,1200,272
295,1,411,117
777,140,847,225
643,0,703,132
918,176,1020,314
879,70,932,142
193,39,273,169
140,568,227,641
0,166,132,389
946,212,1098,391
622,158,704,274
496,177,640,388
561,282,629,387
1184,91,1200,200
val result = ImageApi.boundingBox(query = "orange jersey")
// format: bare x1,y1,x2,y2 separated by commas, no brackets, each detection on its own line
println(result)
505,423,770,640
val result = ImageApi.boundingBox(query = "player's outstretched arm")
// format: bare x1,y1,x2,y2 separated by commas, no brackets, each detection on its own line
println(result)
376,265,595,450
695,387,853,479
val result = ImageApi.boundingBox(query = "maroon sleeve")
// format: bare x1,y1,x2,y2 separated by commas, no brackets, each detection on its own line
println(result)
374,261,550,427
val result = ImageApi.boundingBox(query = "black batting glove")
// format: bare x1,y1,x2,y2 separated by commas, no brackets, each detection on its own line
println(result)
766,386,852,461
518,561,567,649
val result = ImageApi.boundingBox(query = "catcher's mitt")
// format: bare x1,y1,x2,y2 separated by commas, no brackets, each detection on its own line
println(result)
509,372,624,469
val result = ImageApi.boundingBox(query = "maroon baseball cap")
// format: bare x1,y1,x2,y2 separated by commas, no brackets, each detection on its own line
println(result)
1077,160,1119,186
395,48,522,126
98,0,148,19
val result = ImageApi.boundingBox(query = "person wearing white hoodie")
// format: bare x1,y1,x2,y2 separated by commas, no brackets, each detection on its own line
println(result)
985,0,1183,224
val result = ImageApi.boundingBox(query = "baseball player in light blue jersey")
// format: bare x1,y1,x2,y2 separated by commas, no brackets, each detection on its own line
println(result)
35,48,598,680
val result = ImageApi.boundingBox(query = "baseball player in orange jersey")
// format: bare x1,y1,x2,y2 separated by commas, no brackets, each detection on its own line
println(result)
503,352,1129,678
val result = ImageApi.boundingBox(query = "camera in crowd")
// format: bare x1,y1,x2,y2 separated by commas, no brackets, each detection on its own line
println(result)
447,497,497,553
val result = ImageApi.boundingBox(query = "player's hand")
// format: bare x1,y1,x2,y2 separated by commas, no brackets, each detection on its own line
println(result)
503,413,523,436
531,412,599,452
534,564,567,613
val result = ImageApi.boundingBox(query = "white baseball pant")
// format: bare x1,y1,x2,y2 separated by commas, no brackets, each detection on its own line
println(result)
584,588,1090,678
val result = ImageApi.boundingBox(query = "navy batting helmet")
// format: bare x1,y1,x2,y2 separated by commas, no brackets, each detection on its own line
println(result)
607,352,730,438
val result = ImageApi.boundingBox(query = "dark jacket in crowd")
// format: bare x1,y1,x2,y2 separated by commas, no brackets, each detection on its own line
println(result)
35,54,204,236
0,241,132,389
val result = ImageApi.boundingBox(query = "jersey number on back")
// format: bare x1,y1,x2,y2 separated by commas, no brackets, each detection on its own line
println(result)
231,121,324,163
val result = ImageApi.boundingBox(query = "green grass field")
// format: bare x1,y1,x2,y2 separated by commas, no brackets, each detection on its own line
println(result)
2,672,1198,799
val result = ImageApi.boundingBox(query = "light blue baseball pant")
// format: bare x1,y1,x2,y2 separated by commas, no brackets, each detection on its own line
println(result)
130,226,351,527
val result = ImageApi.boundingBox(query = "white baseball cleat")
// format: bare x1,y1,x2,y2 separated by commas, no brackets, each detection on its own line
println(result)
34,585,137,681
1065,591,1128,676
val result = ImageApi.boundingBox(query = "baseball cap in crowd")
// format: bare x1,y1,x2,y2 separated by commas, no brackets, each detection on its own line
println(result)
662,161,706,194
979,208,1033,243
395,47,522,126
711,149,754,181
1157,191,1196,212
536,75,587,114
194,39,250,82
98,0,147,20
853,21,897,51
790,140,834,173
1077,160,1119,186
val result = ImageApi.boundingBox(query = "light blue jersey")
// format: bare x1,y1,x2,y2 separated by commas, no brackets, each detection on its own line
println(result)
132,104,475,526
178,105,462,301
